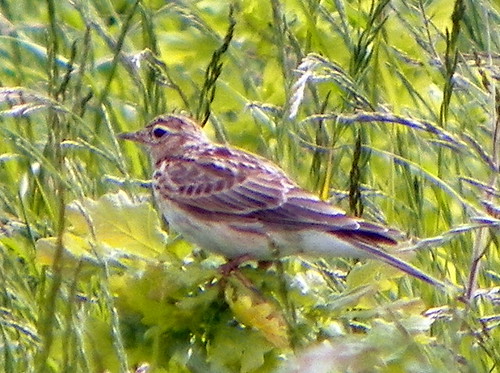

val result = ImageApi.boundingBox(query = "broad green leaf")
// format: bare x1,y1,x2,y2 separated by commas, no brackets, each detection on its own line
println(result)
67,191,168,257
35,191,168,268
208,323,274,373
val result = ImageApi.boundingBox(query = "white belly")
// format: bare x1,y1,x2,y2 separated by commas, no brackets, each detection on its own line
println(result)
162,206,271,258
159,199,368,260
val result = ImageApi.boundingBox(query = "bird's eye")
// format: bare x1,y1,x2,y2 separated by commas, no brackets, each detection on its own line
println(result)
152,126,169,138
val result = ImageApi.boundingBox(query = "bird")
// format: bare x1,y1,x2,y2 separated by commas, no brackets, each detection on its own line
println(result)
119,114,445,289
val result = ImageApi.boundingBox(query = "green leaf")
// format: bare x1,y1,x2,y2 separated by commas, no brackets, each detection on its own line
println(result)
208,324,274,373
36,191,168,268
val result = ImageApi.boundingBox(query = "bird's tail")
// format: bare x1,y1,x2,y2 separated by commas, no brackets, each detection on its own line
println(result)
335,232,455,292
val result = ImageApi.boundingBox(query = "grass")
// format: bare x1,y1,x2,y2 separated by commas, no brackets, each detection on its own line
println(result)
0,0,498,372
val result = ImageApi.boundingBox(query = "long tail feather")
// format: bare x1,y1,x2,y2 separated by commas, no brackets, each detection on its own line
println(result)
341,236,458,292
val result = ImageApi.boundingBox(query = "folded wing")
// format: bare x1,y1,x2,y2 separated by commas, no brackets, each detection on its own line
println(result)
154,150,398,245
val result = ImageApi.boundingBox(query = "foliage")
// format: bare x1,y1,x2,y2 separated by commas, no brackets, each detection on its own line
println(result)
0,0,498,372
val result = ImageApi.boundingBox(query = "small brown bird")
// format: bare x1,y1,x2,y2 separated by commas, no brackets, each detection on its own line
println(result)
119,114,444,288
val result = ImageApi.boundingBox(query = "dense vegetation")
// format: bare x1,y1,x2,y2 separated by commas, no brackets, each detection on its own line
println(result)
0,0,498,372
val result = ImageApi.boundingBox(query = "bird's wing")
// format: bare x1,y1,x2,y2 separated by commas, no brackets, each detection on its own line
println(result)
155,151,397,243
154,153,289,214
156,150,359,222
251,187,400,244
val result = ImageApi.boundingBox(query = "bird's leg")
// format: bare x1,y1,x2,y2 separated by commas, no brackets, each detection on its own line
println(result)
219,254,253,276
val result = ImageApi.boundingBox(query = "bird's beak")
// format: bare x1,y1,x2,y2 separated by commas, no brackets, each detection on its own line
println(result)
117,131,142,143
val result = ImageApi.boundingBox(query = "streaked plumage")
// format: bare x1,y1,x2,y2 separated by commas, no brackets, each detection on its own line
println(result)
119,114,444,288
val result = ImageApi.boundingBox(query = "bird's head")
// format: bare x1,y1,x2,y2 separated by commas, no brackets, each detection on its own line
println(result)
118,114,210,160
